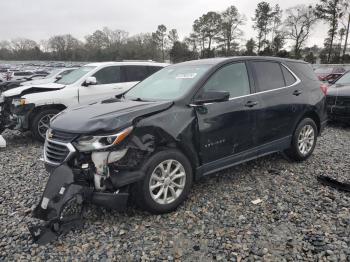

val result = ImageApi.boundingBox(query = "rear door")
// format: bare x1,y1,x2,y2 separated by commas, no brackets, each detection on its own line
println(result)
195,62,258,167
249,60,304,149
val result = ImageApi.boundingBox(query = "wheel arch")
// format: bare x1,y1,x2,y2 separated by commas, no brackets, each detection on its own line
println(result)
28,104,67,125
297,110,321,135
131,126,200,177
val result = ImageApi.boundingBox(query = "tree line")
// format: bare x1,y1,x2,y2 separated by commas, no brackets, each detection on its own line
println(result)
0,0,349,64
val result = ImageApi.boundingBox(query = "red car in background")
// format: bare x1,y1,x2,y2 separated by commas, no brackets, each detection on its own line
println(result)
314,66,346,82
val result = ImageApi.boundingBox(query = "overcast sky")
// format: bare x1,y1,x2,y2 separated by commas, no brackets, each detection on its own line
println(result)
1,0,328,48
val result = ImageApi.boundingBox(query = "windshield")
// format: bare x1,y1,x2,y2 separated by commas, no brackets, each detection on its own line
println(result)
125,64,211,100
56,66,96,85
314,67,333,74
335,71,350,85
45,69,61,79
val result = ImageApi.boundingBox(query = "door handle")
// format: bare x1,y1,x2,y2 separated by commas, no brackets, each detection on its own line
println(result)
293,90,302,96
245,101,258,108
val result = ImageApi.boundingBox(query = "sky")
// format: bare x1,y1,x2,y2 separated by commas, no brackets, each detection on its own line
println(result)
1,0,329,49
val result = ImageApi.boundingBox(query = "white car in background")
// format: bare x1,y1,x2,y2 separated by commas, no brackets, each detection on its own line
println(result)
20,68,77,86
0,61,167,141
9,71,35,81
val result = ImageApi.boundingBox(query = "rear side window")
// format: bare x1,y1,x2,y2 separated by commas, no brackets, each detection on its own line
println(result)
93,66,121,84
287,62,318,81
251,61,284,91
203,62,250,98
281,66,297,86
124,66,149,82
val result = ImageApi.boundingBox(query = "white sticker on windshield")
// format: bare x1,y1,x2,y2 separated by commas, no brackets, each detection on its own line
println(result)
176,73,197,79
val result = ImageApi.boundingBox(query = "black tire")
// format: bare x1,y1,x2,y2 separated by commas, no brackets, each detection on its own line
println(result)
30,108,60,142
284,118,318,162
133,149,193,214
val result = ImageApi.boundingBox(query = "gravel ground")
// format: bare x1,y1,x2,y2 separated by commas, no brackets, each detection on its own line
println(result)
0,124,349,261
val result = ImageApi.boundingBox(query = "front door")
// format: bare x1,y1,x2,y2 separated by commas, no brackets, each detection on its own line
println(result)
194,62,259,166
78,66,128,104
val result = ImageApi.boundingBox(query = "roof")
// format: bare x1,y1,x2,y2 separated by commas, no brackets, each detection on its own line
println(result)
176,56,308,67
86,61,169,67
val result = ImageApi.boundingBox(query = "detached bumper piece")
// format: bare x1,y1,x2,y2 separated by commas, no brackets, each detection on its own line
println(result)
29,165,130,244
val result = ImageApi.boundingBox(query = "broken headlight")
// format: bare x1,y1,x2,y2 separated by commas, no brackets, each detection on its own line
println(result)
12,98,27,106
73,126,133,152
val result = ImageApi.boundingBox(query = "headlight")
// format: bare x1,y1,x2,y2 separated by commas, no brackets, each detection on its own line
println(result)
12,98,27,106
73,126,133,152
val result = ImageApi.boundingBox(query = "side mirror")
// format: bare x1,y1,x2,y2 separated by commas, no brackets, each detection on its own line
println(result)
193,91,230,105
83,76,97,86
55,75,62,80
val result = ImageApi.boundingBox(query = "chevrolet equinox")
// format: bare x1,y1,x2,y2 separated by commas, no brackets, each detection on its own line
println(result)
30,57,327,242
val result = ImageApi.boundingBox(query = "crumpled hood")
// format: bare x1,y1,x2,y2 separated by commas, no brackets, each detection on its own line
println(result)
21,78,54,86
328,84,350,97
50,98,173,134
2,82,65,97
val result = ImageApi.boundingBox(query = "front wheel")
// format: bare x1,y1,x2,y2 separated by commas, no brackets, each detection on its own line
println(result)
30,108,60,142
133,149,193,214
284,118,318,161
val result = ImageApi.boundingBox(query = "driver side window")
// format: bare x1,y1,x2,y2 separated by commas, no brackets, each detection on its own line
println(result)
203,62,250,98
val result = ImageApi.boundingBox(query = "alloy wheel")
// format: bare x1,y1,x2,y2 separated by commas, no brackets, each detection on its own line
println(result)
149,159,186,205
37,114,55,139
297,124,315,155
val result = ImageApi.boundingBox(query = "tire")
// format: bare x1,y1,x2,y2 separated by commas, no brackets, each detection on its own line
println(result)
133,149,193,214
284,118,318,162
30,108,60,142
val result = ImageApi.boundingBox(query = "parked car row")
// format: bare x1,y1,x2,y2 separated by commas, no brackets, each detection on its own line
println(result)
25,57,330,243
0,61,167,140
326,70,350,124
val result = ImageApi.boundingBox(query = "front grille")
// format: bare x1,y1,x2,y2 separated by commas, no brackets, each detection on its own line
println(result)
326,96,336,106
50,129,77,143
44,140,72,165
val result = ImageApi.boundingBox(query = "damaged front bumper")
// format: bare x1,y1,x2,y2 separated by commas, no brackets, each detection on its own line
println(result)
29,164,132,244
0,101,34,132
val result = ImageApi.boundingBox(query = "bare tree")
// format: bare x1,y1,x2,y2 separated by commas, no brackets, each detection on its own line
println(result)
284,5,318,58
341,1,350,61
218,5,245,55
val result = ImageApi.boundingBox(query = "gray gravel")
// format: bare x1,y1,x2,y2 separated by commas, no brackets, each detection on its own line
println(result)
0,125,349,261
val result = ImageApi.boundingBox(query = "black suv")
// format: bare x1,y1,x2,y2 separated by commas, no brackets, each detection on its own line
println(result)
31,57,327,242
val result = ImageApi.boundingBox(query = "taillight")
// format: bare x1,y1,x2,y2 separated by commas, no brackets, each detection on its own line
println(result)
320,83,328,96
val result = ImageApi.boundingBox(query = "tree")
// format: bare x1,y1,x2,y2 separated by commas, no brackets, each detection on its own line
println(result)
284,5,318,58
271,4,283,43
316,0,344,63
304,52,317,63
217,5,245,56
271,33,285,55
193,11,222,57
184,33,199,53
245,38,257,55
169,41,197,63
154,24,167,61
341,1,350,62
252,2,273,53
168,29,179,46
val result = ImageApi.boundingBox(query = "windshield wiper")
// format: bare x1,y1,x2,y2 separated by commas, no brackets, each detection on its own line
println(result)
132,97,149,102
